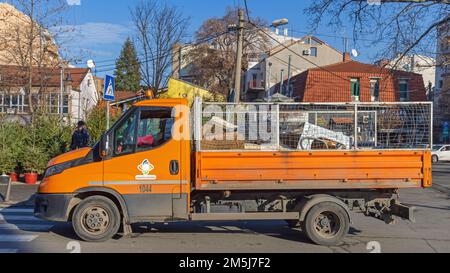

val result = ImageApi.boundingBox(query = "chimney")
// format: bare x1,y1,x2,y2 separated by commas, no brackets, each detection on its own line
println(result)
343,52,351,62
283,28,288,37
275,28,279,35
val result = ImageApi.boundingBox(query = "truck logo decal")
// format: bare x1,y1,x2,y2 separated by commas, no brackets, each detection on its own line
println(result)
136,159,157,181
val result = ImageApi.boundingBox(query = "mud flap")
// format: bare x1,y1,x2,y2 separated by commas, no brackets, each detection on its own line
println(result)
122,218,133,237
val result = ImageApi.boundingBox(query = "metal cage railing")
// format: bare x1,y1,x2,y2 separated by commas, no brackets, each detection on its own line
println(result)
193,98,433,152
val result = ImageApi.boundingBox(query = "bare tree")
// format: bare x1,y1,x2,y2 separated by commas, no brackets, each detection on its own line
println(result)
0,0,71,113
131,0,189,94
305,0,449,69
188,7,270,96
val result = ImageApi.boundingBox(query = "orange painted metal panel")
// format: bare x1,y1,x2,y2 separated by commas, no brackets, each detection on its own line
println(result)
195,150,431,190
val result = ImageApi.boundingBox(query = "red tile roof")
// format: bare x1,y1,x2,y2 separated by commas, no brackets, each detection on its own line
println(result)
308,60,420,76
0,65,90,89
115,91,143,101
291,60,427,102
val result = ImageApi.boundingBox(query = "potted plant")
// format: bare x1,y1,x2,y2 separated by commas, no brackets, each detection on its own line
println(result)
0,148,16,184
0,119,26,182
21,146,48,185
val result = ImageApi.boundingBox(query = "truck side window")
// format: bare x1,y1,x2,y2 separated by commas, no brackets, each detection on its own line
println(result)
137,107,174,151
114,111,137,156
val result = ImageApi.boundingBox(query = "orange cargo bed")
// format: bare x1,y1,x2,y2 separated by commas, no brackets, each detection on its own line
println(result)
194,150,432,190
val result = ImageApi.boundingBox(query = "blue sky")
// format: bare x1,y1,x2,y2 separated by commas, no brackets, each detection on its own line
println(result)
50,0,408,75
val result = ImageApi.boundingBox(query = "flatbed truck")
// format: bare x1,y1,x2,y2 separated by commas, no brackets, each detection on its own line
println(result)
35,97,432,246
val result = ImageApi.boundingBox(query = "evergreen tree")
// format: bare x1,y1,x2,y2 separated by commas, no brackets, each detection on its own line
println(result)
114,38,141,92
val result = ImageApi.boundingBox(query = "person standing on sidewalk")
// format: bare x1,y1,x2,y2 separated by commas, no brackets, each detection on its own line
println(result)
70,121,90,150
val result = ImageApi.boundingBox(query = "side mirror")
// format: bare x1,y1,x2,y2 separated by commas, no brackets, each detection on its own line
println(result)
100,134,110,158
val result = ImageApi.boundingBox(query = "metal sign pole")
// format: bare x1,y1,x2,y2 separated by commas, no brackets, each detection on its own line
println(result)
5,175,11,202
1,174,12,202
106,101,110,130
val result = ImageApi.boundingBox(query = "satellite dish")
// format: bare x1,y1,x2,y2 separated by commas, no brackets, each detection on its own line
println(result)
351,49,359,58
86,59,96,69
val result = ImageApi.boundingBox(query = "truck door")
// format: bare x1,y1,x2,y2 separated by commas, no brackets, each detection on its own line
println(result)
102,106,187,219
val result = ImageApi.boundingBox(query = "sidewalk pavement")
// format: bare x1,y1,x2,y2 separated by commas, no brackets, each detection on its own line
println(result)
0,182,38,207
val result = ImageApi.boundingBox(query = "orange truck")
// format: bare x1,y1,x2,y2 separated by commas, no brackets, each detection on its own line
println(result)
35,97,432,246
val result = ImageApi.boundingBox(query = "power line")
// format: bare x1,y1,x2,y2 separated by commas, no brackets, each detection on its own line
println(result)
243,0,251,23
84,30,231,71
251,22,351,83
0,30,232,80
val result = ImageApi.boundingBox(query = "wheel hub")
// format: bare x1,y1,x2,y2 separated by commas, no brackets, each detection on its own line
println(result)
314,212,339,238
81,207,110,234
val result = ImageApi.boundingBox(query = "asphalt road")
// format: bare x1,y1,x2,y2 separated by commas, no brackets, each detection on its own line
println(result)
0,165,449,253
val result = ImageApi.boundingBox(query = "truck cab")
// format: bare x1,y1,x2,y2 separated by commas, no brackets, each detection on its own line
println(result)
35,99,191,242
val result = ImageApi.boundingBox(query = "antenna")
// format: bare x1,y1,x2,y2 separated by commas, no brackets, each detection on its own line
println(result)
86,60,96,69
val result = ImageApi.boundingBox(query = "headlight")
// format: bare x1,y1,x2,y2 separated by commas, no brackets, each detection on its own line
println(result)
44,161,74,178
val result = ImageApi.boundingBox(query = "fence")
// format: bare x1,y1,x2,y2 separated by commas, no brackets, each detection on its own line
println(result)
194,99,432,152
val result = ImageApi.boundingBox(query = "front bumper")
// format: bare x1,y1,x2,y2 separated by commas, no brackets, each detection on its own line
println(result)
34,193,75,222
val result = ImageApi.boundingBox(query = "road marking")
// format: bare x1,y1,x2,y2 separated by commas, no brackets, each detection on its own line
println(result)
0,249,18,253
0,223,53,231
0,235,38,242
222,226,242,231
205,226,227,231
0,208,34,213
0,215,43,221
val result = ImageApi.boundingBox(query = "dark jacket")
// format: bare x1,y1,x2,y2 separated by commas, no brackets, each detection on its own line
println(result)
71,128,90,150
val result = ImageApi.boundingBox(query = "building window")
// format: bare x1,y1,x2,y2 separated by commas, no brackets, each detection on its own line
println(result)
46,93,69,115
399,79,409,101
370,78,380,102
350,78,360,102
439,80,443,89
0,93,29,113
310,47,318,57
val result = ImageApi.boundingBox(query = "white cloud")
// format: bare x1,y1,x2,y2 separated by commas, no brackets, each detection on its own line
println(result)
57,22,131,47
77,22,130,45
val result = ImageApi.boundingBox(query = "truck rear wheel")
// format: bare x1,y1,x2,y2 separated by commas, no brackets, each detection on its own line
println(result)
72,196,121,242
301,202,350,246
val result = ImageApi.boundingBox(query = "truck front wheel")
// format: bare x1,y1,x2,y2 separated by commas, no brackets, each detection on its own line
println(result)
301,202,350,246
72,196,121,242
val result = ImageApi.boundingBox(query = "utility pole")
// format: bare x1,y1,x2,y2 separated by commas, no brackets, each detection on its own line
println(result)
233,9,245,103
60,65,64,122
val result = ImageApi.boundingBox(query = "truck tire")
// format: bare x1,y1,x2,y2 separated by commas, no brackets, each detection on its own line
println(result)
72,196,121,242
432,155,439,164
301,201,350,246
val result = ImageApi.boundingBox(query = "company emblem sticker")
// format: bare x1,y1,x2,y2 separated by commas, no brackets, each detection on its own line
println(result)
136,159,157,180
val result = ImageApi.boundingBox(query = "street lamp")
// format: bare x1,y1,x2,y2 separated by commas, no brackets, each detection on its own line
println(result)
271,18,289,28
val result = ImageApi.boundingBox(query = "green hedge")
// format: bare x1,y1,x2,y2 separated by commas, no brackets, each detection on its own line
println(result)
0,106,121,175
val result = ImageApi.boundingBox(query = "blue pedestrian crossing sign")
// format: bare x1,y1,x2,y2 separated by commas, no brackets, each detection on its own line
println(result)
103,75,115,101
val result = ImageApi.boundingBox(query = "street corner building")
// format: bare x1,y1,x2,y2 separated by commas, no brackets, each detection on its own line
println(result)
290,53,428,103
0,65,99,124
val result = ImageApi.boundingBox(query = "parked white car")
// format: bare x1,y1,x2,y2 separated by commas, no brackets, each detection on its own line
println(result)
432,144,450,163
